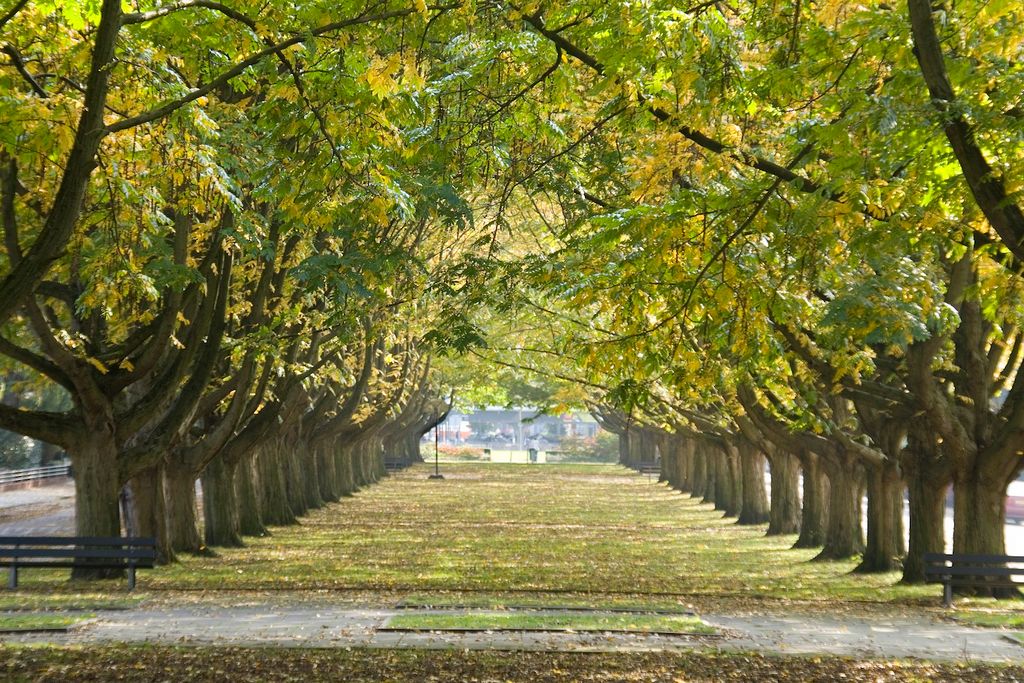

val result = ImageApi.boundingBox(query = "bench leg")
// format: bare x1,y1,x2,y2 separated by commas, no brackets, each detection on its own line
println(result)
7,566,16,590
943,581,953,607
128,565,136,591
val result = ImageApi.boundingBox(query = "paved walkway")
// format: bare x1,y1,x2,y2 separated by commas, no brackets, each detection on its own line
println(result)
3,605,1021,662
0,481,75,535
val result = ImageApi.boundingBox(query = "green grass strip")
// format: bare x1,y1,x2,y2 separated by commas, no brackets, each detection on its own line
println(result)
0,613,93,631
398,593,693,613
956,613,1024,629
383,611,714,634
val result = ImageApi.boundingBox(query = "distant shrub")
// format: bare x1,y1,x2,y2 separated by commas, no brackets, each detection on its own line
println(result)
422,444,485,460
552,432,618,463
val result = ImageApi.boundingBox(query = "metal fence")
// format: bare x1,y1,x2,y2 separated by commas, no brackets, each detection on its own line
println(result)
0,462,71,486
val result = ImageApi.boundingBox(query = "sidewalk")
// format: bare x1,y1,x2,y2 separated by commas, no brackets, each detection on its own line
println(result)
4,604,1021,662
0,481,75,535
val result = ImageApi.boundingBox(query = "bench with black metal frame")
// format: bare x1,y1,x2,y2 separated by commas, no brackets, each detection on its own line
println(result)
635,462,661,477
0,536,157,590
923,552,1024,607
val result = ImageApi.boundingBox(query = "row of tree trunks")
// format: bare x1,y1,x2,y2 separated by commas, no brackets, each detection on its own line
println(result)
766,452,801,535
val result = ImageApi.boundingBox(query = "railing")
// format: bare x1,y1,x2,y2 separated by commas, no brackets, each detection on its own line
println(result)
0,463,71,486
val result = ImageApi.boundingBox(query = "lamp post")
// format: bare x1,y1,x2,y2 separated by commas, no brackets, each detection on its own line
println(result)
428,423,444,480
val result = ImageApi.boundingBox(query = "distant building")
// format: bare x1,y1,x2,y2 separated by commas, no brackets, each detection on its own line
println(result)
429,408,599,447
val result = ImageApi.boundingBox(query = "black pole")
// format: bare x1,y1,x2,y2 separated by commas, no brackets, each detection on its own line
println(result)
429,423,444,479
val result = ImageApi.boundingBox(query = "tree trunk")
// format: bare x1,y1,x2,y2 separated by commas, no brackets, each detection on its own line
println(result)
201,456,243,548
714,449,732,512
903,473,946,583
952,471,1016,597
69,438,122,579
857,462,904,572
360,440,379,485
677,439,692,493
258,444,295,526
767,452,801,535
688,444,701,496
661,437,676,487
284,446,308,517
164,461,202,553
794,453,828,548
300,441,324,511
738,444,770,525
125,464,174,563
374,440,386,479
236,452,268,537
336,446,355,495
723,446,742,518
692,448,708,500
318,445,340,503
816,457,864,560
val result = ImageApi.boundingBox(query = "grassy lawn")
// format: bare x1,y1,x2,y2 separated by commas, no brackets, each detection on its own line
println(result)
0,614,91,631
383,611,714,633
139,462,935,604
11,462,1017,612
1,645,1021,682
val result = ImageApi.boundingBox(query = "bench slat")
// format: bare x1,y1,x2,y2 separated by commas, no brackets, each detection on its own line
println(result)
933,581,1019,589
0,548,156,560
6,560,154,569
924,566,1024,578
923,552,1024,564
0,536,155,547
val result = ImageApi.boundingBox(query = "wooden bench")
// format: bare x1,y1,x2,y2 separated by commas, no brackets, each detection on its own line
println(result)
924,552,1024,606
636,462,661,476
0,536,157,590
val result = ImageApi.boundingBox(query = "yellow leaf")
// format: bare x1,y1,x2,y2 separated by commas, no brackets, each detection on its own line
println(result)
364,54,401,99
87,357,109,374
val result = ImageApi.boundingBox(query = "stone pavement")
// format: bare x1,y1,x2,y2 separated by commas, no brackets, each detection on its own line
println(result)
3,604,1021,662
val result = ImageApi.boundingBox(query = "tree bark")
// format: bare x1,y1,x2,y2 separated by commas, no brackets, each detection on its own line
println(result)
816,457,864,560
164,460,202,553
903,473,947,583
69,437,122,578
857,461,904,572
703,447,719,506
258,444,295,525
738,443,770,525
125,464,174,563
677,438,693,492
317,444,340,503
236,452,268,537
723,446,742,518
767,452,801,535
283,445,308,517
794,453,828,548
661,436,677,487
201,456,243,548
336,445,355,495
952,472,1017,597
692,447,708,500
299,440,324,511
